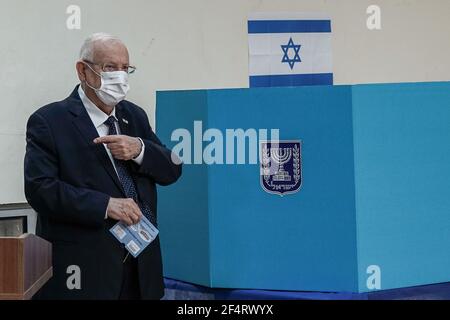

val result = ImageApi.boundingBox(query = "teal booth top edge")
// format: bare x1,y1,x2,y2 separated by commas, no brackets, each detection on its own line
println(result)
155,80,450,95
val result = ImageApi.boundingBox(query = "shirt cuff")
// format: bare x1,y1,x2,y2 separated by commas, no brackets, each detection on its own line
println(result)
132,137,145,165
105,195,110,220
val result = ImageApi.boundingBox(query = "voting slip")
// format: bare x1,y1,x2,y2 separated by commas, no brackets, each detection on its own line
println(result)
109,216,159,258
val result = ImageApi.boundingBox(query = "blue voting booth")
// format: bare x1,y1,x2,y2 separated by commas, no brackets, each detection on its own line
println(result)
155,82,450,293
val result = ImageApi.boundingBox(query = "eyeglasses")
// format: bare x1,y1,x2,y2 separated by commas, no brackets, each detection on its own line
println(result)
83,60,137,74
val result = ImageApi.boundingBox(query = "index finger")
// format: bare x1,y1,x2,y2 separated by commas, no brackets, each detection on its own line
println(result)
94,135,120,145
129,200,143,218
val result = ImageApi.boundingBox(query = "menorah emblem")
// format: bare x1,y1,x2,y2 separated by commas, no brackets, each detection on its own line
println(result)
260,140,302,196
270,148,292,182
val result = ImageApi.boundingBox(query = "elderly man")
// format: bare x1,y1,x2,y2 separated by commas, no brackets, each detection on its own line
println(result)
24,33,182,300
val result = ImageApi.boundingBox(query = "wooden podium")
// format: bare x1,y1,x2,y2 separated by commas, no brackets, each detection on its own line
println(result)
0,234,52,300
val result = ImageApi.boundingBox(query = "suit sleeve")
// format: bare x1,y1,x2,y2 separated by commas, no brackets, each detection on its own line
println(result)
24,112,110,228
131,109,182,186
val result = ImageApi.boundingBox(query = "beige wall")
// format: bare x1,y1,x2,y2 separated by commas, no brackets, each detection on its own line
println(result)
1,0,449,204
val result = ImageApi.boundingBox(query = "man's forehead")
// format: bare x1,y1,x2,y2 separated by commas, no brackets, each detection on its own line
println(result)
93,42,129,64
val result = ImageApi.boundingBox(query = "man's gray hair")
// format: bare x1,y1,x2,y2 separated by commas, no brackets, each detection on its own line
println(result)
79,33,124,61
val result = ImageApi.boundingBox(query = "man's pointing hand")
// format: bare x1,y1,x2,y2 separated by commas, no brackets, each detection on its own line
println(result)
94,135,142,161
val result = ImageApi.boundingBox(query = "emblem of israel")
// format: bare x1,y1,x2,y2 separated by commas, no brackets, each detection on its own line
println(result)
260,140,302,195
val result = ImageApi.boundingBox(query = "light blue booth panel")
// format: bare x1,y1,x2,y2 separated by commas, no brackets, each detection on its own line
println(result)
155,82,450,293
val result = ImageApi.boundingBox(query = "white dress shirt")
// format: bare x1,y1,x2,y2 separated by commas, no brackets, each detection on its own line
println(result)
78,86,145,218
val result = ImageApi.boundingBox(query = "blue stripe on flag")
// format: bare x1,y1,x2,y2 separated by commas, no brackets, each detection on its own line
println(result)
249,73,333,87
248,20,331,34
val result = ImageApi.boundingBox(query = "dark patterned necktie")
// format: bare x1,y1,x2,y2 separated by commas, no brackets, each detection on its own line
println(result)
104,116,156,225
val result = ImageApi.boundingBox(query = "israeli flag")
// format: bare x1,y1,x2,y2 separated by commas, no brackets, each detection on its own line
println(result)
248,13,333,87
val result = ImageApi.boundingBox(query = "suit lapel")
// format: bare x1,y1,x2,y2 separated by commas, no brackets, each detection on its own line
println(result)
68,90,126,196
116,106,133,137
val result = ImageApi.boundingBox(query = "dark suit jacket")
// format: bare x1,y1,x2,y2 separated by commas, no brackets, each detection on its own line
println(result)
24,85,182,299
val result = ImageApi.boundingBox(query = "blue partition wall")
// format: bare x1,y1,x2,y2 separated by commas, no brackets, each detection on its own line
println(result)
352,82,450,291
155,82,450,293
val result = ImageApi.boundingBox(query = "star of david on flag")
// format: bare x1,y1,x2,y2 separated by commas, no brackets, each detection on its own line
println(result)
248,13,333,87
281,38,301,70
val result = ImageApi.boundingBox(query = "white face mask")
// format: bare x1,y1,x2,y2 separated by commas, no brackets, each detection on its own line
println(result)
84,63,130,106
